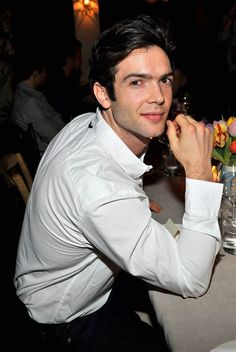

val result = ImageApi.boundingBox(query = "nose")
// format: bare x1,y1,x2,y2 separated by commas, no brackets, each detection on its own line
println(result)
147,82,165,105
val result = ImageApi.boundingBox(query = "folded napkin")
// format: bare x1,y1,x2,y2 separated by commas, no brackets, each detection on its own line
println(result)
164,218,180,239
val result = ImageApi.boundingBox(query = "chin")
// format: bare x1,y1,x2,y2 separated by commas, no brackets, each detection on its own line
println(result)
150,130,164,138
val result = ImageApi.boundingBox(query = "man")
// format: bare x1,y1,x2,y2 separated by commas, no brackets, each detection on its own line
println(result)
10,52,65,159
15,16,223,351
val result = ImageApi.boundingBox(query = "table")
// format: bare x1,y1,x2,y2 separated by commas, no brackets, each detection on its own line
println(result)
143,172,236,352
144,171,185,225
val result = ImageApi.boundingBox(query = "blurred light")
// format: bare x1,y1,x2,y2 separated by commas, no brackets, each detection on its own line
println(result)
73,0,97,17
146,0,170,3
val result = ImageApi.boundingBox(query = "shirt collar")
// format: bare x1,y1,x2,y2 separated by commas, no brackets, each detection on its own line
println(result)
18,82,43,98
92,109,152,179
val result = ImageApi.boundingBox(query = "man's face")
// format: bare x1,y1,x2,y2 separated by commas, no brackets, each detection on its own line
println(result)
103,46,173,148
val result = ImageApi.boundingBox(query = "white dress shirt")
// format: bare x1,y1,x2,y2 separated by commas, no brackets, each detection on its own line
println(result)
15,108,223,324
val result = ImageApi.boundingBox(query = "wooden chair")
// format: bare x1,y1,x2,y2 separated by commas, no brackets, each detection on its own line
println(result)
0,152,33,204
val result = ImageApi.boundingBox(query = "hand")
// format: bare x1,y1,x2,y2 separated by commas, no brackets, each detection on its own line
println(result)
166,114,213,181
149,198,162,213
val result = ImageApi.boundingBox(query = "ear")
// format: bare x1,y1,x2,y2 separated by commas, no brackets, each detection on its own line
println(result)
93,82,111,109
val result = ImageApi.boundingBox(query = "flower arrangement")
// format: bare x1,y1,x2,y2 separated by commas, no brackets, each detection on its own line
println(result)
211,117,236,166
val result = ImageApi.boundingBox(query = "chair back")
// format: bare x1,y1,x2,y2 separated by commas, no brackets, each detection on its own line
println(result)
0,152,33,204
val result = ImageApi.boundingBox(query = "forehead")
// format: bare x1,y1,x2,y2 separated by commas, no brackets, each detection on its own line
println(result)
115,46,171,78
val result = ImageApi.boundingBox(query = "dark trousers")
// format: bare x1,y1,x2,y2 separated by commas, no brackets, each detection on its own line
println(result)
33,272,170,352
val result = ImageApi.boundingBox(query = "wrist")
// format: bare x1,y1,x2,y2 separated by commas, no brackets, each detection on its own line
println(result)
184,164,212,182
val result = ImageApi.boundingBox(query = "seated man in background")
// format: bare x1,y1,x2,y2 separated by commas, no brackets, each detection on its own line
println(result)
10,51,65,159
15,15,223,352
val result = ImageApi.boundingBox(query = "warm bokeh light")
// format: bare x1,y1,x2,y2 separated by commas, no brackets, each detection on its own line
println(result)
73,0,98,17
212,165,220,183
146,0,171,3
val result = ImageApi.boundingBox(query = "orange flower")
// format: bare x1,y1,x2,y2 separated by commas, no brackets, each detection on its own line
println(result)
213,121,228,148
210,116,236,166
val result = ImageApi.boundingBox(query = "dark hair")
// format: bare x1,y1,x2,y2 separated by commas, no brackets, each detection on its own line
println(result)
13,50,48,85
58,39,82,67
89,15,177,101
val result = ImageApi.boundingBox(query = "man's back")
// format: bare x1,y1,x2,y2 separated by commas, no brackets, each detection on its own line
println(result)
10,82,65,157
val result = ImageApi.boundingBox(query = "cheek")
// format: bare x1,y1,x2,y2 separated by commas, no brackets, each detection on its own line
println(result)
120,91,146,111
163,86,173,100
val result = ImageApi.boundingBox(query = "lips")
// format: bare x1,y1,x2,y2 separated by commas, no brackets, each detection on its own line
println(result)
141,113,164,122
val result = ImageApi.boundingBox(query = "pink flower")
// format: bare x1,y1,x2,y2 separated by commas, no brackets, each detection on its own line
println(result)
228,120,236,137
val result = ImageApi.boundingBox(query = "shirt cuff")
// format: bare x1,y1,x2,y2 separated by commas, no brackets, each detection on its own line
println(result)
183,178,223,239
185,178,223,214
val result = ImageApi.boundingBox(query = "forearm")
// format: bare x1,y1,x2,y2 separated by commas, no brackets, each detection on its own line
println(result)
176,178,223,297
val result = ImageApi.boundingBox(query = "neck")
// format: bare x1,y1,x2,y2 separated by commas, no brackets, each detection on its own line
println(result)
101,109,150,157
23,78,34,88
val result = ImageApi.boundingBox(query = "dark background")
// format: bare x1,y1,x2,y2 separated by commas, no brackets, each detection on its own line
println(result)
3,0,236,120
1,2,235,348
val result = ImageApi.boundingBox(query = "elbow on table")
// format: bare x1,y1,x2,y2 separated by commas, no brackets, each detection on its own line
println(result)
182,279,209,298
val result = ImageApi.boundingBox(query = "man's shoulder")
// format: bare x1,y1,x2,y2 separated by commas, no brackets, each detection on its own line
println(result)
70,112,96,128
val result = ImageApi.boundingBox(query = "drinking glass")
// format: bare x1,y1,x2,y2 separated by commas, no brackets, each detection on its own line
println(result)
162,148,181,176
158,134,181,176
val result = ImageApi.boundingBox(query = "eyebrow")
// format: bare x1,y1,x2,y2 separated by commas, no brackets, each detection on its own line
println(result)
122,71,174,82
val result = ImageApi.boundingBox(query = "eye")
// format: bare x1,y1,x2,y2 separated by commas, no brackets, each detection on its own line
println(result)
130,80,142,86
161,76,173,86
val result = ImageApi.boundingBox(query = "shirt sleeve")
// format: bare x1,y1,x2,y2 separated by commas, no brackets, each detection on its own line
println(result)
83,178,223,298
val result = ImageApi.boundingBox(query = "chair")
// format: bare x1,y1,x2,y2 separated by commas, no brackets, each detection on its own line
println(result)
0,152,33,204
0,152,42,350
0,119,41,177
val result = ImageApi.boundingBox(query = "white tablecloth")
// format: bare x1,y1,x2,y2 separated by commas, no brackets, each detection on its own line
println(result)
144,172,185,224
149,252,236,352
144,173,236,352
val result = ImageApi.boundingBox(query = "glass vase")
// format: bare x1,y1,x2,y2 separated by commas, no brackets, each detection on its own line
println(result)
220,165,236,255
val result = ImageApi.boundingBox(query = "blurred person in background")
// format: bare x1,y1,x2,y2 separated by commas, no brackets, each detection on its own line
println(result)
218,1,236,115
10,50,65,159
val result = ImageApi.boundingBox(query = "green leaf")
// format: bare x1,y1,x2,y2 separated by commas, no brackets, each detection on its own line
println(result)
212,149,225,164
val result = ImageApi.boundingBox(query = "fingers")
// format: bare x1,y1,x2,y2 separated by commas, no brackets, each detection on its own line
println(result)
165,114,214,181
166,114,191,150
174,114,198,127
167,114,213,148
149,199,162,213
171,114,213,139
166,119,179,147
